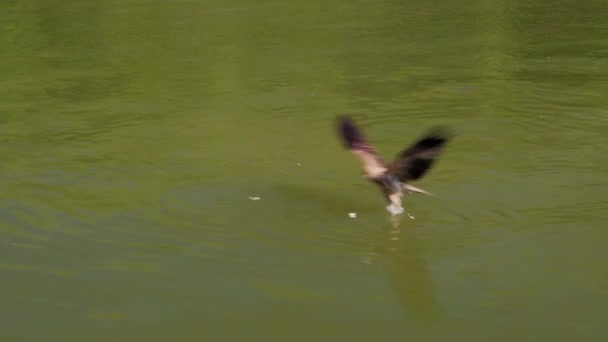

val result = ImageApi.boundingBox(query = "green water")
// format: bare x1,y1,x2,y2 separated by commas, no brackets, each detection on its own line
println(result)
1,0,607,340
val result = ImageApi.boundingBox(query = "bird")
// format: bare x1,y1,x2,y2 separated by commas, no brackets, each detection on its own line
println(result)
336,116,452,215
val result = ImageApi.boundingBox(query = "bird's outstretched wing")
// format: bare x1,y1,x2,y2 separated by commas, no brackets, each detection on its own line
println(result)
337,116,388,178
388,126,451,182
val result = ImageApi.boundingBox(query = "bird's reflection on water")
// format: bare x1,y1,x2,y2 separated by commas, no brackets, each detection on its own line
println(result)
365,212,443,322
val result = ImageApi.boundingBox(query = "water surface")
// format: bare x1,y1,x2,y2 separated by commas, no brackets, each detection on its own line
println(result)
1,0,607,340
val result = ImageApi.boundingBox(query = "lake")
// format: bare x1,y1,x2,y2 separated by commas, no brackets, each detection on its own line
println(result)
1,0,607,340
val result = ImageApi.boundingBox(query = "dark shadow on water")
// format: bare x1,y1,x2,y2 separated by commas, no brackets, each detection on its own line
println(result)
273,183,380,214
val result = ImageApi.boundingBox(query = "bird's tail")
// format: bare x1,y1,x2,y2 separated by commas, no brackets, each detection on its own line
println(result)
403,184,433,196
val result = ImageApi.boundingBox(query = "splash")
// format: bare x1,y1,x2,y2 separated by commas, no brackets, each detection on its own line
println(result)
386,203,404,215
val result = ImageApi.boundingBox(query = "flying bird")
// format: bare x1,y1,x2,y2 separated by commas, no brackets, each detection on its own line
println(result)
337,116,451,215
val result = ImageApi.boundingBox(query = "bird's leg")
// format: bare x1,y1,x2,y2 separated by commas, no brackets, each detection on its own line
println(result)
403,183,433,196
386,192,404,215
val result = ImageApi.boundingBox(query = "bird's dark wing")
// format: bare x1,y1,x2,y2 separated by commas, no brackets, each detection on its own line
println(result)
388,126,451,182
337,116,388,177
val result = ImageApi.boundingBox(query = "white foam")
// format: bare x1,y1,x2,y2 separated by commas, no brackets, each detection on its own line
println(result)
386,204,404,215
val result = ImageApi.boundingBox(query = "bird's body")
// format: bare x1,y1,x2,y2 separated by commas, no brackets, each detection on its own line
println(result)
336,116,451,215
